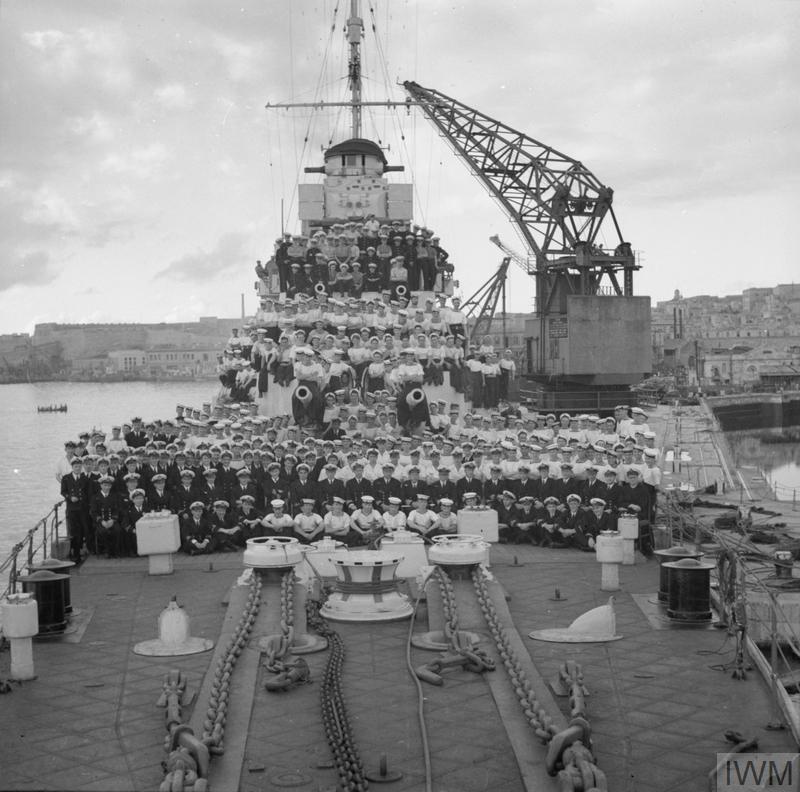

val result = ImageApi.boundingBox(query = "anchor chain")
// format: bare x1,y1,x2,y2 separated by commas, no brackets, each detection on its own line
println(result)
201,571,263,754
157,573,262,791
470,566,607,790
414,566,495,685
435,566,461,647
307,596,369,792
557,660,588,720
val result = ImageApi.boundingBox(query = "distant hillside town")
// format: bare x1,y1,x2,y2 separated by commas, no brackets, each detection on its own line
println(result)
0,317,240,383
651,284,800,391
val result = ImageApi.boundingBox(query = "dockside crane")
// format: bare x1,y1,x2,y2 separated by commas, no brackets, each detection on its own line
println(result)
403,80,649,390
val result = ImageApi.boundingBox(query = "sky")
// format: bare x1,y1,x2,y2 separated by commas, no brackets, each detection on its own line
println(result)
1,0,798,335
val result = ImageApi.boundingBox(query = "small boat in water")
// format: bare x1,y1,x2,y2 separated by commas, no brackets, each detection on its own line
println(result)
36,404,68,413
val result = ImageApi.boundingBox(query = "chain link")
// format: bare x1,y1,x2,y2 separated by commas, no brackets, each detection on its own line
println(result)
263,570,296,675
470,566,559,743
307,596,369,791
470,566,607,790
200,571,263,754
434,566,460,648
157,574,262,791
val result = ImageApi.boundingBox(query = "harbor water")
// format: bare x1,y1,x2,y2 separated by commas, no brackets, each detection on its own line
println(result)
0,381,216,565
726,429,800,502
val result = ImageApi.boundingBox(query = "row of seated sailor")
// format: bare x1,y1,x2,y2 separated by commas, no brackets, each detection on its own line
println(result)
177,489,642,556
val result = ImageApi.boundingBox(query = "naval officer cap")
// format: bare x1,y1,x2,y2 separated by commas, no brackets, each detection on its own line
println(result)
590,498,606,507
387,496,402,505
214,500,230,509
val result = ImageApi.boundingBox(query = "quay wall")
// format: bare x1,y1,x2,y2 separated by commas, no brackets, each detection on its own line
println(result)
705,391,800,431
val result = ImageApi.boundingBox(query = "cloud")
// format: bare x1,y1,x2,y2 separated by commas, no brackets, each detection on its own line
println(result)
69,111,115,144
155,232,250,281
101,143,169,178
155,83,193,109
0,250,56,292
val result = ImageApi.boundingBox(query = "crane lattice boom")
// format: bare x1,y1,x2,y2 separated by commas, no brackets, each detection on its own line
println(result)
403,81,638,309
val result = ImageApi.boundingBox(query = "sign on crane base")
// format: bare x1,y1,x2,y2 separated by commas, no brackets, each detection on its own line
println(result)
549,317,568,339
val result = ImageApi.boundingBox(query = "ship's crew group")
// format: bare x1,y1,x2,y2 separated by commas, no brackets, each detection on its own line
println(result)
53,219,661,562
257,220,454,299
56,401,662,561
217,219,518,412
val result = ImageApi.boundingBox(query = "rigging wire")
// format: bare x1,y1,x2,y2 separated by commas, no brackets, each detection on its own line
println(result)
287,0,301,225
284,1,341,225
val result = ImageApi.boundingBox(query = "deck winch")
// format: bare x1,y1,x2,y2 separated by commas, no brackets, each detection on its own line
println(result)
320,551,412,622
244,536,303,577
427,534,490,579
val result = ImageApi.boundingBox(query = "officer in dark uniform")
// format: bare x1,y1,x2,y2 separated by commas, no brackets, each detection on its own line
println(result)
400,465,428,514
454,461,480,508
216,451,239,503
427,467,456,512
125,417,147,448
123,489,147,557
482,465,507,509
289,463,319,514
580,464,607,504
146,473,172,512
619,468,653,557
317,463,346,512
234,495,264,540
230,469,261,508
533,462,560,505
371,463,401,511
181,501,213,554
513,464,538,501
61,457,89,561
90,475,124,557
495,490,519,543
209,500,241,551
262,462,289,510
169,470,198,520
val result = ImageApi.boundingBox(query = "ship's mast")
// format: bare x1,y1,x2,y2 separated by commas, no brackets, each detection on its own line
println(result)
346,0,364,138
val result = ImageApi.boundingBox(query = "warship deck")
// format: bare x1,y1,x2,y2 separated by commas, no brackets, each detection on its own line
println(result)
2,403,800,791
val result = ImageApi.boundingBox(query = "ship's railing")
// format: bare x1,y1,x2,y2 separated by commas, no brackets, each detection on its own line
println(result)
0,501,64,600
661,495,800,744
517,386,642,413
770,481,800,510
